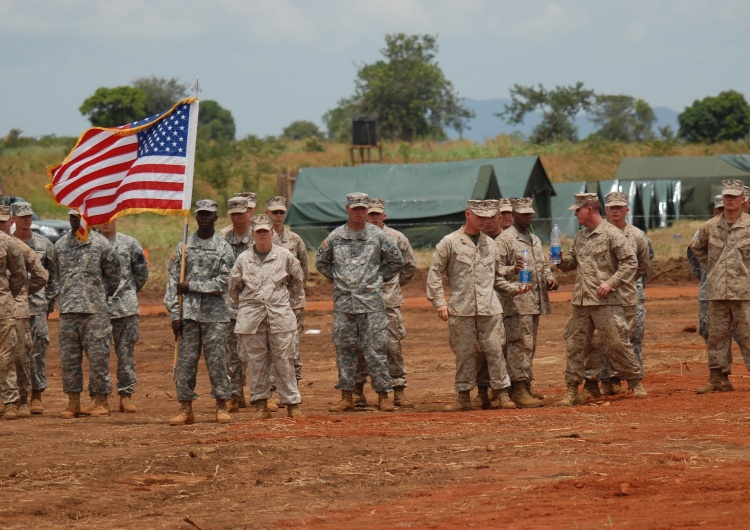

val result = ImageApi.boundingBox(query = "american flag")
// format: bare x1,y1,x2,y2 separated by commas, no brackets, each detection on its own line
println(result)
46,98,199,239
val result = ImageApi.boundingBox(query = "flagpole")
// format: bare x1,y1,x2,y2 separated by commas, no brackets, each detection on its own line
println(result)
173,215,190,381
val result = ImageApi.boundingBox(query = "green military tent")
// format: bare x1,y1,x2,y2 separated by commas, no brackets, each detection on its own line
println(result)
285,156,555,249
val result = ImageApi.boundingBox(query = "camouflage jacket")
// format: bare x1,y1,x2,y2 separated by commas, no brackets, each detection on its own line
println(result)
229,244,304,335
691,212,750,300
165,232,235,323
687,230,707,301
106,232,149,319
222,227,252,319
272,227,308,309
619,224,652,305
495,226,554,316
316,223,404,314
18,232,58,315
557,220,636,306
381,225,417,308
1,233,28,319
13,239,48,319
53,231,121,314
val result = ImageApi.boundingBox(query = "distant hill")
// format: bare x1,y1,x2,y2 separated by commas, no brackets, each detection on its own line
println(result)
448,98,680,143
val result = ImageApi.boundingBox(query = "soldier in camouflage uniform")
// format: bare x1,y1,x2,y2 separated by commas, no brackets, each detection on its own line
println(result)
690,179,750,393
0,206,27,419
266,196,308,407
165,200,235,425
427,200,529,412
54,210,121,419
229,215,305,419
352,198,417,408
99,219,149,413
2,205,47,419
222,196,254,412
316,192,404,412
220,192,256,237
12,202,57,415
555,193,646,406
495,197,558,408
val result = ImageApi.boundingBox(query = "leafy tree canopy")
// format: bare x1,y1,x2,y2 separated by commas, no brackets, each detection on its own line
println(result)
197,100,236,143
79,86,146,127
322,98,357,143
132,76,190,116
282,120,323,140
588,95,655,142
678,90,750,143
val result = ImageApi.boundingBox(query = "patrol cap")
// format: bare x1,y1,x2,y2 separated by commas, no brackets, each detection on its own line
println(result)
227,196,248,215
367,198,385,214
714,194,724,209
0,205,11,221
605,191,629,207
266,196,287,212
194,199,218,213
251,214,273,231
11,202,34,217
512,197,535,214
498,198,513,213
467,200,498,218
722,179,745,197
569,192,600,211
234,192,257,208
346,192,369,208
67,208,81,217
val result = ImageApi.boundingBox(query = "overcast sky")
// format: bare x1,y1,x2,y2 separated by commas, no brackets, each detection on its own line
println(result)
1,0,748,139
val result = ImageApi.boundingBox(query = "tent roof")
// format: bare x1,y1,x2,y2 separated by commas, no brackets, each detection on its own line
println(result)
615,156,750,180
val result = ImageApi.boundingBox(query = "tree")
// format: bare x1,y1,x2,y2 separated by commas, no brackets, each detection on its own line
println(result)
197,100,236,142
588,95,656,142
329,33,474,142
678,90,750,143
322,98,357,142
132,76,190,116
79,86,146,127
499,82,595,143
281,120,323,140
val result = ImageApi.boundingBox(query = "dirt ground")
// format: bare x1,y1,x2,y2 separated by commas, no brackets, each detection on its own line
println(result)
5,263,750,529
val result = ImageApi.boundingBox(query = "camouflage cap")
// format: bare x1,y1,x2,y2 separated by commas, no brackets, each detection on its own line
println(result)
346,192,369,208
195,199,218,213
67,208,81,217
467,199,498,218
722,179,745,197
714,194,724,209
227,196,248,214
744,186,750,199
512,197,535,214
11,201,34,217
367,198,385,214
266,196,287,212
498,198,513,213
569,192,599,211
251,214,273,231
234,192,257,207
0,205,11,222
605,191,629,207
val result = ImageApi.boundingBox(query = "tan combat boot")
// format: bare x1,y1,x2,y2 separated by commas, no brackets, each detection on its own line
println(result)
253,399,272,420
271,390,285,409
353,382,368,407
579,380,602,402
527,381,545,400
30,390,44,414
169,401,195,426
393,387,415,408
697,369,726,394
496,388,517,409
558,383,580,407
445,390,472,412
0,401,5,414
609,378,626,395
227,396,240,413
287,403,302,418
4,402,19,420
266,396,279,413
216,399,231,424
511,381,544,408
88,394,110,417
329,391,356,412
719,372,734,391
60,392,80,419
119,394,137,413
377,392,395,412
17,397,31,418
628,379,648,399
78,395,97,416
474,386,491,409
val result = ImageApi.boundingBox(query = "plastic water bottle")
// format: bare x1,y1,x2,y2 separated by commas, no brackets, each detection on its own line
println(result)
519,249,532,287
550,224,562,265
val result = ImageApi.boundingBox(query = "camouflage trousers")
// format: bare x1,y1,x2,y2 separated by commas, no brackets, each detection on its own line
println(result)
503,314,540,382
355,306,408,388
333,311,392,393
698,300,737,355
449,314,510,392
564,305,640,385
59,313,113,395
594,302,646,381
111,315,139,395
238,317,301,405
269,308,305,389
706,300,750,374
226,319,246,399
28,314,50,392
175,319,231,403
0,317,19,404
13,318,32,399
